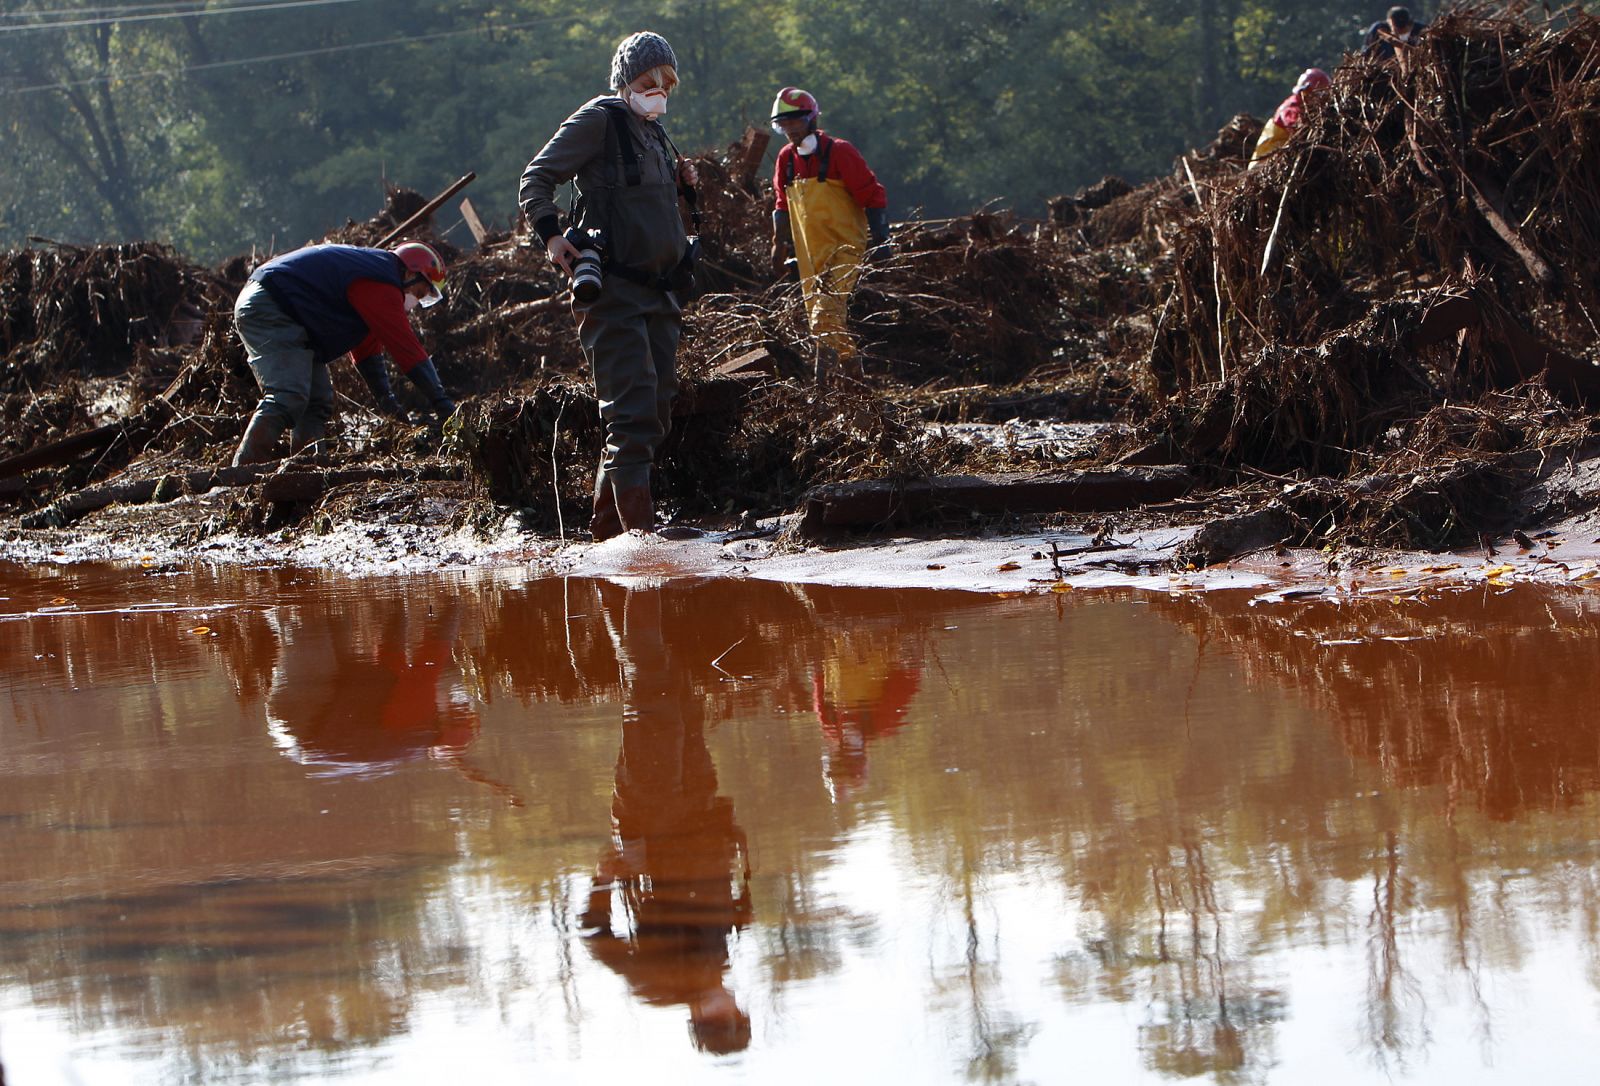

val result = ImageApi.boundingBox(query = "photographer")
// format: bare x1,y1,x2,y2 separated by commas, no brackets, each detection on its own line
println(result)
519,31,698,541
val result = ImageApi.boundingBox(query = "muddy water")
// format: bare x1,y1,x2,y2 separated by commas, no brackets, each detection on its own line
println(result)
2,563,1599,1084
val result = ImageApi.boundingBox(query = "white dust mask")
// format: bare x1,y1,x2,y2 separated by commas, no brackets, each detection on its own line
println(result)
629,89,668,119
795,133,818,155
404,293,420,313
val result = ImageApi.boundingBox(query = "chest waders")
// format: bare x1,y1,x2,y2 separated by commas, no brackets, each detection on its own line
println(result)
783,137,869,368
574,101,689,537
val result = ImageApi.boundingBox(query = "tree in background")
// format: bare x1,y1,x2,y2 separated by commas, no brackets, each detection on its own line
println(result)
0,0,1414,261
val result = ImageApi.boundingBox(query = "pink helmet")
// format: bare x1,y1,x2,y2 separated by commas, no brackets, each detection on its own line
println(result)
1294,68,1331,93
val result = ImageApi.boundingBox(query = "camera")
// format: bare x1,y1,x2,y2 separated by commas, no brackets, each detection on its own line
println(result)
564,227,606,302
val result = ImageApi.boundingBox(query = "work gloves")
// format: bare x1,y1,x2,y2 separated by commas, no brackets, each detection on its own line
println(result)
866,207,892,263
405,357,457,426
355,356,409,421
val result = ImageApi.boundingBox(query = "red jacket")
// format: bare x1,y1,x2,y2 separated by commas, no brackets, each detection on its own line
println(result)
772,134,887,213
345,280,429,371
1271,92,1307,132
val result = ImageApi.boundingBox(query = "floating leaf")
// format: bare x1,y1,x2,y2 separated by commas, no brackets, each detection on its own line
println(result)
996,561,1021,572
1483,564,1515,577
189,626,211,636
1419,564,1460,573
1050,581,1072,593
50,597,68,605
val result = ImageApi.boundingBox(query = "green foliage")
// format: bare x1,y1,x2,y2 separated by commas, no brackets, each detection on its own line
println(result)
0,0,1416,260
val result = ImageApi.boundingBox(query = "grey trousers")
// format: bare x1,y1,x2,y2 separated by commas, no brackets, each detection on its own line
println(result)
234,280,333,435
575,275,682,493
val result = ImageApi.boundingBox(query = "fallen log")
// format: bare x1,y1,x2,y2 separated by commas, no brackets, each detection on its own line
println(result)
19,463,464,529
0,363,202,481
797,467,1196,537
1408,295,1600,406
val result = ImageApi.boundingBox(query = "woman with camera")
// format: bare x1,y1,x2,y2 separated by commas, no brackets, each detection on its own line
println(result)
519,31,698,540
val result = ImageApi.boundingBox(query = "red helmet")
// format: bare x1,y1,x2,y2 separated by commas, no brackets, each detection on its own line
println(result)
394,241,446,307
770,86,819,127
1294,68,1331,93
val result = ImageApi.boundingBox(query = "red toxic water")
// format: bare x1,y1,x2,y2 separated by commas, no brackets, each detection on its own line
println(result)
2,560,1599,1083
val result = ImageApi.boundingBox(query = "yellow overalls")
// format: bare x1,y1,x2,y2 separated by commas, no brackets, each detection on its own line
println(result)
783,139,868,362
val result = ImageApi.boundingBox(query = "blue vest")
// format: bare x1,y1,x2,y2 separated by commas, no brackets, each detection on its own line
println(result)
250,245,405,364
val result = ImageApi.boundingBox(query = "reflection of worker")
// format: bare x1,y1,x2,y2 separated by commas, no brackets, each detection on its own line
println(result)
1364,6,1426,61
768,87,889,386
263,600,477,775
579,582,753,1054
811,626,921,802
1248,68,1330,170
519,32,699,540
231,242,457,466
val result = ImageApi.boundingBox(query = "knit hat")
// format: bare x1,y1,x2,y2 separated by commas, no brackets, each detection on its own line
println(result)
610,31,677,91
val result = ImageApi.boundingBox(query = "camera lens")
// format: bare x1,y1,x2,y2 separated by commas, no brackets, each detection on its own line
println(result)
572,248,603,302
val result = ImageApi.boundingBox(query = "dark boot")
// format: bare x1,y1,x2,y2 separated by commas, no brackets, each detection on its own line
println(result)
290,415,328,458
591,482,623,542
231,412,287,467
614,484,655,534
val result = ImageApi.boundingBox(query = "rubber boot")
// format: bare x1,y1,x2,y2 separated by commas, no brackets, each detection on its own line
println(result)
231,411,287,467
591,481,623,542
614,484,655,534
290,416,328,459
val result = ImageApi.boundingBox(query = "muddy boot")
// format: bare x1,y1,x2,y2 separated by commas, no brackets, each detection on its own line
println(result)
231,412,287,467
289,416,329,459
591,482,623,542
614,484,655,534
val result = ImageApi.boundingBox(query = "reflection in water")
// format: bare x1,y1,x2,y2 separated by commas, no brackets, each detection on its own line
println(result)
802,586,923,803
580,581,752,1054
4,563,1600,1082
263,597,477,776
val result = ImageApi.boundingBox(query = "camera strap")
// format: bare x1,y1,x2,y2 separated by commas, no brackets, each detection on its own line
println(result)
586,101,697,294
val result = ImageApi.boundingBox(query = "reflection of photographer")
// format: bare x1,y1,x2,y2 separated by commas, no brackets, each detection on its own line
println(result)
579,581,753,1055
519,31,700,540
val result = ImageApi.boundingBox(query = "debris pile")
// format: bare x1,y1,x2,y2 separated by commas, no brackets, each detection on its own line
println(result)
4,7,1600,558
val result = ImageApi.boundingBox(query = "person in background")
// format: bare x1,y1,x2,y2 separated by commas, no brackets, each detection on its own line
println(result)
1365,6,1427,61
768,87,889,386
1248,68,1332,170
519,31,698,540
230,241,456,466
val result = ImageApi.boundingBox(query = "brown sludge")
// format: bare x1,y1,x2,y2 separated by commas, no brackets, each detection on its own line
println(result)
4,7,1600,562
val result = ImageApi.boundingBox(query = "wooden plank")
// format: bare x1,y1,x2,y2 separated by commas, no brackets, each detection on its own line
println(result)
798,467,1196,537
712,348,777,378
460,197,488,245
376,172,476,247
735,126,772,190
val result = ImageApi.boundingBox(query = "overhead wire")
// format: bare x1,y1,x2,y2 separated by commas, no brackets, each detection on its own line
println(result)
1,3,215,20
0,0,376,34
0,6,647,96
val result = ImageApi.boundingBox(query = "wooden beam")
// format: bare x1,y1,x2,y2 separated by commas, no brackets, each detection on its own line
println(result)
797,467,1196,537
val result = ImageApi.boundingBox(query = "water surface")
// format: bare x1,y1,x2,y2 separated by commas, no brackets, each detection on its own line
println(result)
2,561,1598,1083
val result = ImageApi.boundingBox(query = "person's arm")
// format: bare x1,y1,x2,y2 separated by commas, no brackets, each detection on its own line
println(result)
346,280,428,369
352,349,408,420
519,101,610,272
832,142,890,249
770,147,794,273
345,280,454,423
